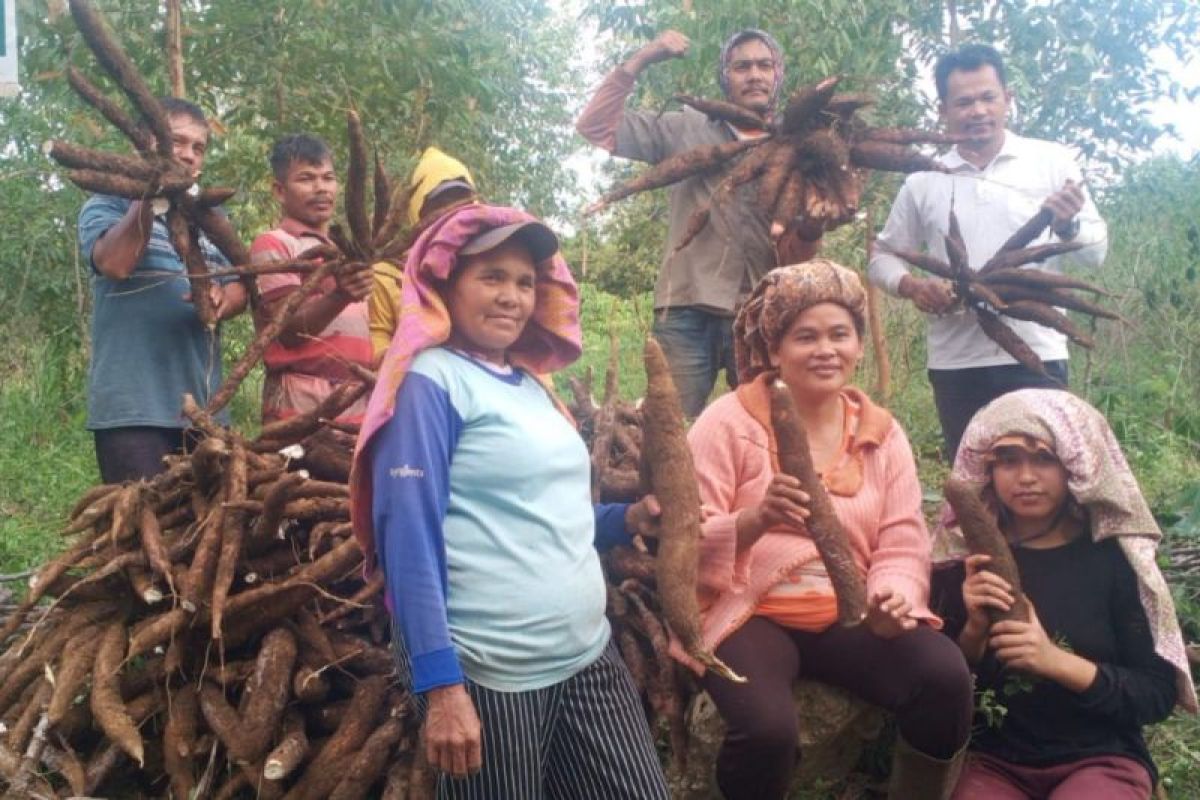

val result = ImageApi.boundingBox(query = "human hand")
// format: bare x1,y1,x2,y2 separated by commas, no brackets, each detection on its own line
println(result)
634,30,690,69
625,495,662,539
988,604,1061,678
1042,179,1085,235
752,473,812,532
864,588,917,639
182,281,238,321
423,684,483,778
898,274,956,314
961,554,1015,634
334,261,373,302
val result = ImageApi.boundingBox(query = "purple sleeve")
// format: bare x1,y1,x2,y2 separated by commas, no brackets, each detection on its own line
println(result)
371,372,464,693
594,503,632,551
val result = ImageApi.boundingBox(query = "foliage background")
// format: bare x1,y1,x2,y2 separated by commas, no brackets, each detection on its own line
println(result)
1,0,1199,793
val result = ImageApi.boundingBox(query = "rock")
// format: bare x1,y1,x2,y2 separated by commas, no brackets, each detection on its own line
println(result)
670,680,886,799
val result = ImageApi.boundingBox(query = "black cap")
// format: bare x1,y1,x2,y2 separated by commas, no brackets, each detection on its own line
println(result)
459,221,559,262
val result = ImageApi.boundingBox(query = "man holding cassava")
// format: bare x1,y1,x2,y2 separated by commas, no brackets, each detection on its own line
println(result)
79,97,248,483
869,44,1108,459
250,134,374,425
577,29,821,418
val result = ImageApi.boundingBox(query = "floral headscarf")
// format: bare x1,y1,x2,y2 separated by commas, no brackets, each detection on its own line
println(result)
733,259,867,384
350,203,582,567
718,29,786,114
935,389,1197,712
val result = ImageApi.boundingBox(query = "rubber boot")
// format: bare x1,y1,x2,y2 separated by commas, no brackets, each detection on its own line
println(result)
887,734,966,800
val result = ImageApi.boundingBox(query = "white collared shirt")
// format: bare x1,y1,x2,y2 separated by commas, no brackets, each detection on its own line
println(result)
868,131,1108,370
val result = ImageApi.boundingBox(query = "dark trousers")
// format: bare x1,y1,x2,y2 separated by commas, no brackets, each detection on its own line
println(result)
929,360,1068,461
701,616,973,800
651,306,738,418
93,426,189,483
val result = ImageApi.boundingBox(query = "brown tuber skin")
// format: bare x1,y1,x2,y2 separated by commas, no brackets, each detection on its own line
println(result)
641,337,744,683
768,380,868,625
943,479,1029,623
90,620,145,767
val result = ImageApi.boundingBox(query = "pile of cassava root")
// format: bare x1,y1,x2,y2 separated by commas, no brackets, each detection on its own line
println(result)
0,378,429,799
0,341,759,798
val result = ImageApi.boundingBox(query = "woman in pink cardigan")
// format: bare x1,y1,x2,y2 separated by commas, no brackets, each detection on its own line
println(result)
682,260,972,800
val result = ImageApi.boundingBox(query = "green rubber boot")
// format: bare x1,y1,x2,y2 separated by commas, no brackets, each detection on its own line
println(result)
887,735,966,800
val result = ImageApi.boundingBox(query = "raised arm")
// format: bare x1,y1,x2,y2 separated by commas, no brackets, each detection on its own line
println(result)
88,199,157,280
575,29,690,158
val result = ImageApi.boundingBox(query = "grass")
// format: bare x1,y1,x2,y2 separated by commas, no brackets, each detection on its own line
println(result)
0,328,96,572
0,314,264,575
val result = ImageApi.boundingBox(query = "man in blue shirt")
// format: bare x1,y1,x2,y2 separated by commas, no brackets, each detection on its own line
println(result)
78,97,247,482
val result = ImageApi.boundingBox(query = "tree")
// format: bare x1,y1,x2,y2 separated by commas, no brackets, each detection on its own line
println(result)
0,0,583,333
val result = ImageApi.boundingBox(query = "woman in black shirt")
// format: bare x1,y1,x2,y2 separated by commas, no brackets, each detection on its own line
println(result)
936,389,1195,799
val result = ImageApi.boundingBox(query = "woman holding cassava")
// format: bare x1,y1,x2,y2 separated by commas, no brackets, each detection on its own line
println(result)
349,204,667,799
936,389,1195,799
680,260,972,800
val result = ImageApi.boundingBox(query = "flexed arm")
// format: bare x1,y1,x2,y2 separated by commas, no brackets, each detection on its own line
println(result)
576,30,691,156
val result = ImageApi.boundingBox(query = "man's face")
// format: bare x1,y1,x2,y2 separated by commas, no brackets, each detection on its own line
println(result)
273,158,338,229
419,185,476,223
167,114,210,178
940,65,1011,152
725,38,777,114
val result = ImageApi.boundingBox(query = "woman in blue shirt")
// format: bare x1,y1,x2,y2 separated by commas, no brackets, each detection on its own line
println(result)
350,203,667,799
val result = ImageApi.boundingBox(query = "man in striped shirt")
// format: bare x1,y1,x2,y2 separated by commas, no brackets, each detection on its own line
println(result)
251,134,373,424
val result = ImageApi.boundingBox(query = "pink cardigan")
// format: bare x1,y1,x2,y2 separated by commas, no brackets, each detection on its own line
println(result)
674,380,937,673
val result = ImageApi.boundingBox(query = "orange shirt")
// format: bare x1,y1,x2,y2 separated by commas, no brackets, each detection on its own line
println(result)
753,396,861,631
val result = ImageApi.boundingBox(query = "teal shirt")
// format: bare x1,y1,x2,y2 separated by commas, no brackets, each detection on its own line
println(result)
373,347,610,692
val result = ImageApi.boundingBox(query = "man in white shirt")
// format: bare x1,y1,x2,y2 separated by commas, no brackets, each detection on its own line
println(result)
869,44,1107,458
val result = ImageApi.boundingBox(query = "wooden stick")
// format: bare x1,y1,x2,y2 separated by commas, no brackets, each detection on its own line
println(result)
165,0,185,97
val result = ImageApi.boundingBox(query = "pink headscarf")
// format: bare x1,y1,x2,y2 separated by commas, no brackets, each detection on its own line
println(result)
349,203,583,567
934,389,1197,713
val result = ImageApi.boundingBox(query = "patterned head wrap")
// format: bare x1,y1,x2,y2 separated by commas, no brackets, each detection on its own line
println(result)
935,389,1197,712
733,259,867,383
350,203,582,567
718,29,786,113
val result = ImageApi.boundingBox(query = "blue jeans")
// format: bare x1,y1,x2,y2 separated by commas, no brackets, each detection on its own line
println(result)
652,306,738,418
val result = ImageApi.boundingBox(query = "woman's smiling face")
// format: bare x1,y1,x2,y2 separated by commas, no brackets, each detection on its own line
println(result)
445,240,537,363
990,445,1070,526
768,302,863,399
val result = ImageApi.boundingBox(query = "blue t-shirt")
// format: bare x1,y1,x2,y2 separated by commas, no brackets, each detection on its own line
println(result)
370,347,631,693
78,194,232,429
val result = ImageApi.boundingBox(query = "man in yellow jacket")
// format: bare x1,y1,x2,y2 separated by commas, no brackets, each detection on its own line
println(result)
369,147,478,362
